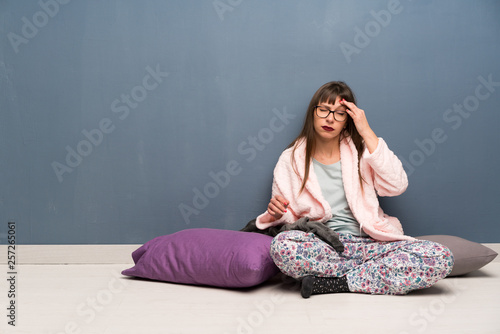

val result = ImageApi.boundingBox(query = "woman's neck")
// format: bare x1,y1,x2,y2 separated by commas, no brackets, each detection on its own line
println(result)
313,137,341,165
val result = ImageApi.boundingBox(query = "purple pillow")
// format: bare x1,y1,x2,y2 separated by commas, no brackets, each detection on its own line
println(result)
122,228,280,288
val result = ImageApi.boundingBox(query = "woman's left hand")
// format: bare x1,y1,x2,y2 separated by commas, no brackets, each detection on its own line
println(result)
340,99,379,153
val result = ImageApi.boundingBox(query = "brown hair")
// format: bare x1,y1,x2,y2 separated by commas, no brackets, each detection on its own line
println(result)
289,81,365,193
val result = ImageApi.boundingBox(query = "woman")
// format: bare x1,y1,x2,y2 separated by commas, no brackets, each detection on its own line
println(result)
256,81,454,298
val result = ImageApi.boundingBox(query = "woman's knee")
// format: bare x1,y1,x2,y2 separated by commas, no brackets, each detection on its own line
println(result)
433,242,455,277
270,231,306,262
409,240,455,278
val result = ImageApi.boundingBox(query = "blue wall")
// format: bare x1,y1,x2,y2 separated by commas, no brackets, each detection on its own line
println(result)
1,0,499,244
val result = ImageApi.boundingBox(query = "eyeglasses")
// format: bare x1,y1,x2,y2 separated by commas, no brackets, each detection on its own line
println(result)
314,106,348,122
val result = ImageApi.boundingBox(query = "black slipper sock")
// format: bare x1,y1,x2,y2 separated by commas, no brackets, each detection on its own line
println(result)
301,276,350,298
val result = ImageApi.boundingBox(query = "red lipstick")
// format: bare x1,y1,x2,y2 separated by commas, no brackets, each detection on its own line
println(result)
322,126,334,131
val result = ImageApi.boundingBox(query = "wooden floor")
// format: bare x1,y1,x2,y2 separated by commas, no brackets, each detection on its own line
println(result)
1,247,499,334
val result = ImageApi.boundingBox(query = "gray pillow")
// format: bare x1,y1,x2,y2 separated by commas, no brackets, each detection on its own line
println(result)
416,235,498,277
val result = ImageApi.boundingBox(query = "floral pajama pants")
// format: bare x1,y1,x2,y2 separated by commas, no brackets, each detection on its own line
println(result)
270,231,454,295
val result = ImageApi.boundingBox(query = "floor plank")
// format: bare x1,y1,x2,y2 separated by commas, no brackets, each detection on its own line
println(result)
1,262,499,334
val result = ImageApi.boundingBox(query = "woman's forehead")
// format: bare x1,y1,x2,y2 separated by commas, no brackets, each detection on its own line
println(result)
318,97,341,106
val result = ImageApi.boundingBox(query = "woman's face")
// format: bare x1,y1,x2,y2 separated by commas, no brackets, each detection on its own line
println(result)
313,96,348,142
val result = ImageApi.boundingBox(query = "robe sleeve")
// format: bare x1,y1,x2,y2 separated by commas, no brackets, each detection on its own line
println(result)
362,138,408,197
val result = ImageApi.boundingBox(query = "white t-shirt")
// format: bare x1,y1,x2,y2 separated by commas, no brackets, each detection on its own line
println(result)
312,159,369,237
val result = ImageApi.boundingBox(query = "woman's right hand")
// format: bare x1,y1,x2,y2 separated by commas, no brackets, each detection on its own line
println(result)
267,195,289,220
